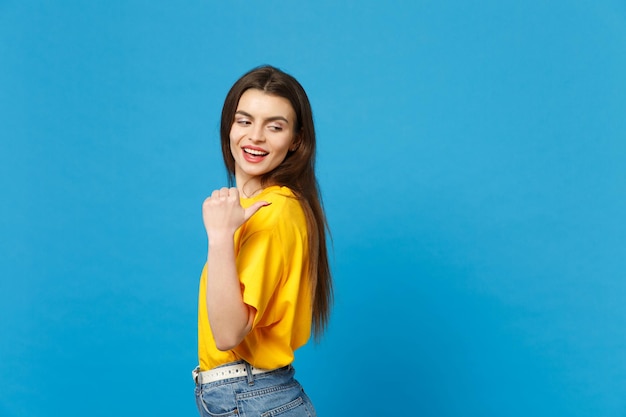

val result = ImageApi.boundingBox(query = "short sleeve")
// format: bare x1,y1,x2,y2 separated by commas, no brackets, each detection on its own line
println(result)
236,228,286,329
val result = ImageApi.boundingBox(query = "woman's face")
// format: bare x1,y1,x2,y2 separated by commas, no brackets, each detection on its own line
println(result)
230,88,297,195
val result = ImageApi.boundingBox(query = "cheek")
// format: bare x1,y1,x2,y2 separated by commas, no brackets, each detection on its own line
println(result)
229,129,239,151
228,139,239,162
280,133,296,153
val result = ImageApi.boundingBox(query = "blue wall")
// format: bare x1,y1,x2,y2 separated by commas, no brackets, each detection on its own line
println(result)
1,1,625,416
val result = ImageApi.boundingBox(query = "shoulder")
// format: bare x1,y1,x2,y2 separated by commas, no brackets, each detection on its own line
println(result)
241,186,306,234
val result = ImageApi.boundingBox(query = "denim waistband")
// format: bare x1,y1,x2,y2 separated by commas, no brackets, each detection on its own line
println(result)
192,361,287,385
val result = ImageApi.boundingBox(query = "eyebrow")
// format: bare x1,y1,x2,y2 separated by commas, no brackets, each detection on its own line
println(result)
235,110,290,124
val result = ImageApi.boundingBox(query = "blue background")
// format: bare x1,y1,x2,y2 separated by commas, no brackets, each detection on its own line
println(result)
1,1,625,416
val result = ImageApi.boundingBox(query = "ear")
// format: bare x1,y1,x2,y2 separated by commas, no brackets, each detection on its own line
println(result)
290,133,302,152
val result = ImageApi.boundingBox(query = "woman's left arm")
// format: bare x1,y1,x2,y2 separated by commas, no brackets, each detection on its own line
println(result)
202,187,269,351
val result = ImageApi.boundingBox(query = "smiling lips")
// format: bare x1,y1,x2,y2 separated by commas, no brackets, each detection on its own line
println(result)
242,146,269,163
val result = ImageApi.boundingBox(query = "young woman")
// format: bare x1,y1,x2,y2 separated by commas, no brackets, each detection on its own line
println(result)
193,65,332,417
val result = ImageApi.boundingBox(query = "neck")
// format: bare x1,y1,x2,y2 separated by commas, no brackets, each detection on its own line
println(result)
236,178,264,198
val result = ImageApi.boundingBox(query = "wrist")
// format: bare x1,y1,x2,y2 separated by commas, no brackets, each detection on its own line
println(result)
207,231,235,247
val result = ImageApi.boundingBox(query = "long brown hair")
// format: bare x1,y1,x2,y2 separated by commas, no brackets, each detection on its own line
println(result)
220,65,333,339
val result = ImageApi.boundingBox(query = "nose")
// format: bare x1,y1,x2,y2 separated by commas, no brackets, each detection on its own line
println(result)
248,125,265,142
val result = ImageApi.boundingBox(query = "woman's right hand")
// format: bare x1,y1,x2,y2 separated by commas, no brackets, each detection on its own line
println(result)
202,187,269,241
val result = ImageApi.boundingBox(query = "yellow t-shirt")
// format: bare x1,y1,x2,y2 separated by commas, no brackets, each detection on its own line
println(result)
197,185,313,371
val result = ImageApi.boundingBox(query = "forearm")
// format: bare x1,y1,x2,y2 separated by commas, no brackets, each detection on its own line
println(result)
206,235,254,351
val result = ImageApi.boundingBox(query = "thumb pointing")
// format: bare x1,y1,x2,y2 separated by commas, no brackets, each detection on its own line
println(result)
243,201,271,222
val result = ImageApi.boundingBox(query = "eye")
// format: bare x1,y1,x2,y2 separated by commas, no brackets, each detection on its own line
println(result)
268,124,284,132
235,118,251,126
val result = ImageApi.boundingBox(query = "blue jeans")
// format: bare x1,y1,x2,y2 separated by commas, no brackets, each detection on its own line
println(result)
194,362,317,417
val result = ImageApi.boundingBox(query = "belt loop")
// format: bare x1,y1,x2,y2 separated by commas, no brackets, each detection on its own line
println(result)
244,361,254,386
